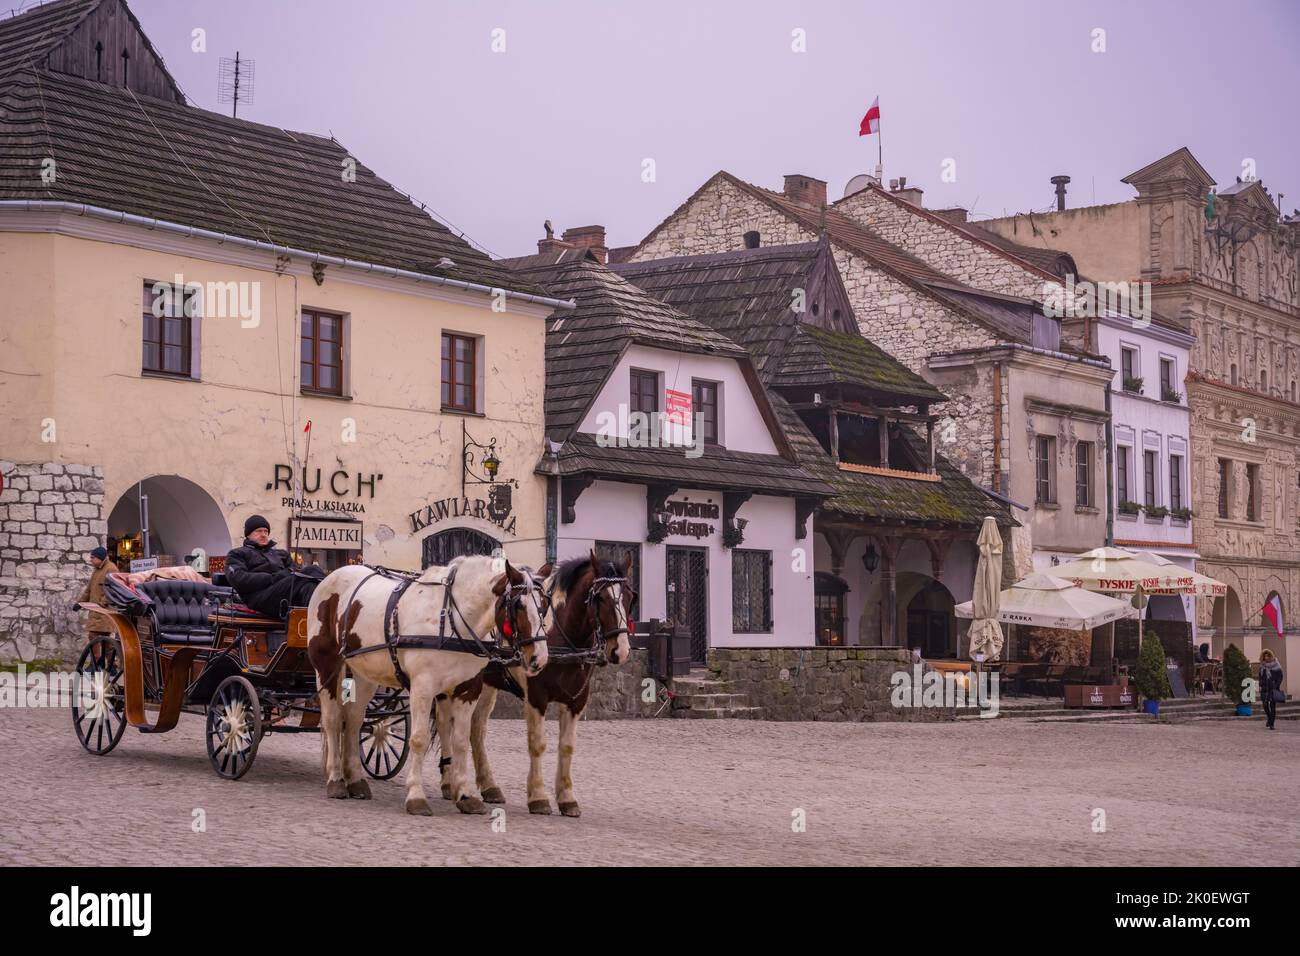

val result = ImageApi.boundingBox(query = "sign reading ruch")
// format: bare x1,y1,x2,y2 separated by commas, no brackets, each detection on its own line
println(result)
409,484,516,536
665,497,718,540
268,464,383,514
292,519,363,551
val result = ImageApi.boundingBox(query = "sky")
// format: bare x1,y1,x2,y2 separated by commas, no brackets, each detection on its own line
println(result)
94,0,1300,259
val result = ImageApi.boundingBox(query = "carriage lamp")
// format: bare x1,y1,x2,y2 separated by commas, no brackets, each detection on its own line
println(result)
462,420,518,495
482,449,500,480
862,543,880,574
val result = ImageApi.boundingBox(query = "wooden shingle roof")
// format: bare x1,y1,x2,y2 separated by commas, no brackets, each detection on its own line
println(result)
0,0,98,83
0,66,546,295
613,242,944,404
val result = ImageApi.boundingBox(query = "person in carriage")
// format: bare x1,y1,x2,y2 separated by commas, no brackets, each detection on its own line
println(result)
224,515,324,619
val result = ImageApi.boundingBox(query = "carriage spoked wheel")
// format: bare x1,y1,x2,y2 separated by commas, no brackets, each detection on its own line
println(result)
71,636,127,756
206,675,264,780
360,688,410,780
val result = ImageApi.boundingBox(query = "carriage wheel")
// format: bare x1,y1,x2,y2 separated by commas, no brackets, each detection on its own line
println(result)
206,675,263,780
71,636,127,756
361,689,410,780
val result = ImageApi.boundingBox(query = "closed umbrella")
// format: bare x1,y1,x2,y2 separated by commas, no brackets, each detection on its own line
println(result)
966,516,1004,661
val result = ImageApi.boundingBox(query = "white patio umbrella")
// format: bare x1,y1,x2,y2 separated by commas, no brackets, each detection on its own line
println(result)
1129,551,1227,598
966,516,1004,661
1050,546,1196,595
955,573,1138,630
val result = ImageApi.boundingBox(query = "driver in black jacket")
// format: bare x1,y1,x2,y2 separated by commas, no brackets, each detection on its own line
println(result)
224,515,323,619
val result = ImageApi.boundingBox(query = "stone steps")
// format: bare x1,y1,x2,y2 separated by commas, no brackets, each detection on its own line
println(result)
668,670,762,719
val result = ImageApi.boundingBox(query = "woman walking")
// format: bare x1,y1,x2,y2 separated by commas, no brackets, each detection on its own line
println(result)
1259,649,1285,730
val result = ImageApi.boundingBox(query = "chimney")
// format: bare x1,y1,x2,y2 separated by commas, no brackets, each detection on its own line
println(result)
537,218,574,255
561,225,609,264
1051,175,1071,212
890,176,924,207
783,174,828,208
932,207,969,224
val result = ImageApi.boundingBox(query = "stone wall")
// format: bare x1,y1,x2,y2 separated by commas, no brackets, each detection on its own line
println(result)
834,188,1049,298
0,461,106,663
705,647,961,721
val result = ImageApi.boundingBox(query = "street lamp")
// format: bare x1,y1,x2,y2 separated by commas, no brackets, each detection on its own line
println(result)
862,542,879,574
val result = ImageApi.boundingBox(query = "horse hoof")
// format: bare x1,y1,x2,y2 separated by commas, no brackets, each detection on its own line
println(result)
558,802,582,818
326,779,349,800
405,798,434,816
528,800,553,815
347,780,372,800
440,783,453,801
481,787,506,804
456,796,488,815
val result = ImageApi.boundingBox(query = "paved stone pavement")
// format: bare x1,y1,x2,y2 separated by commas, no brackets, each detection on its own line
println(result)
3,705,1298,866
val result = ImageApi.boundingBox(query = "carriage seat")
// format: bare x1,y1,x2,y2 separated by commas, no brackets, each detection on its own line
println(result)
137,580,224,644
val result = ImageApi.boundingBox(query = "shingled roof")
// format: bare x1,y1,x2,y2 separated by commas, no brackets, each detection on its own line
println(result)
0,0,102,84
612,242,945,405
502,254,832,498
0,3,544,296
769,394,1013,529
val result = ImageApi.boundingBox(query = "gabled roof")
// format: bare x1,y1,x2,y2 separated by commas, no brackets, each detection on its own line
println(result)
966,225,1078,279
1216,178,1280,217
612,242,945,405
834,181,1063,284
629,171,1078,351
0,66,545,295
1122,147,1215,191
500,255,745,443
0,0,184,101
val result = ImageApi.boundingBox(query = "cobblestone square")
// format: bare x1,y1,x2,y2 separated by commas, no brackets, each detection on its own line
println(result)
3,707,1297,866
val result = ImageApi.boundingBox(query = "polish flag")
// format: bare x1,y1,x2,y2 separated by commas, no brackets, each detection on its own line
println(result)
859,97,881,136
1262,594,1284,637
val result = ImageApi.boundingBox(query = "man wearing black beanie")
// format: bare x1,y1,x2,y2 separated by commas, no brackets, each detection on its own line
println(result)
224,514,323,619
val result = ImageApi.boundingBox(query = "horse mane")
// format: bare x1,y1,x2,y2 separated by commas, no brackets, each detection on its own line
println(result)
551,554,621,607
417,553,469,584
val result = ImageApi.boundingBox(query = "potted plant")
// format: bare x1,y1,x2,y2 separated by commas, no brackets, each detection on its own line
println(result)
721,518,746,548
1223,643,1252,716
1170,506,1193,521
1144,504,1169,520
1123,376,1144,394
1118,500,1141,516
1133,632,1171,715
1161,385,1182,403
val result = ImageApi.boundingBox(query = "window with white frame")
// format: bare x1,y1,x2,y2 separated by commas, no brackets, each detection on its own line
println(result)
1144,449,1158,509
1117,446,1131,505
1170,454,1183,511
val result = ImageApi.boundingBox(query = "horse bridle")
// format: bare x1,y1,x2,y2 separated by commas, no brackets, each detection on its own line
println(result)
492,572,549,653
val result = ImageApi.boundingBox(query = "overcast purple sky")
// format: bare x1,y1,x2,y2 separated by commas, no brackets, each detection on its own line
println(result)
123,0,1299,259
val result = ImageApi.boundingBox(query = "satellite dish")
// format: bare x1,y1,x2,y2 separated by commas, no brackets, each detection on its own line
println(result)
842,173,878,199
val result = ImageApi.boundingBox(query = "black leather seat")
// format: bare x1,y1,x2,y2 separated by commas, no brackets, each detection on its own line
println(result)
137,580,225,645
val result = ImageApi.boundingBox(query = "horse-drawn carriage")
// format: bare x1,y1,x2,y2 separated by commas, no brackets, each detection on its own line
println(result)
72,573,410,781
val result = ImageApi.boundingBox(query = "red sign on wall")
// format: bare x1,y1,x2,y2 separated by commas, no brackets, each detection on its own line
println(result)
664,388,692,425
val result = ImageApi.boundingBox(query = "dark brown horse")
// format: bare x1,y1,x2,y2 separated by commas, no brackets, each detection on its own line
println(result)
435,551,635,816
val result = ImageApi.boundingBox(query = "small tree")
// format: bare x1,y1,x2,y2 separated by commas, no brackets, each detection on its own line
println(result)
1133,633,1172,702
1223,643,1251,705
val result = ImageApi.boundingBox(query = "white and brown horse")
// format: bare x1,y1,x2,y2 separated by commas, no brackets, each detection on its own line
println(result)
437,551,633,817
307,555,548,815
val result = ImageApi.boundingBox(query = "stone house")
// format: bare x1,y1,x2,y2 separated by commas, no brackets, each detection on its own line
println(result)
979,147,1300,662
621,171,1112,578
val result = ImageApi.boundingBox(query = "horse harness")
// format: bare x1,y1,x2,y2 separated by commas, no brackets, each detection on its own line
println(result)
341,564,544,692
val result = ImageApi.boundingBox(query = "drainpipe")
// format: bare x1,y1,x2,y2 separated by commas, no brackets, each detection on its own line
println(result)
990,362,1003,494
1104,384,1114,546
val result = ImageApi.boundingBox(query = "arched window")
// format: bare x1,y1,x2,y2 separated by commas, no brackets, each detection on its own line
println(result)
743,231,760,249
421,527,500,569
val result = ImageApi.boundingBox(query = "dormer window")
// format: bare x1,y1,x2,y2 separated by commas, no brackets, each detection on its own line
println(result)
743,231,760,249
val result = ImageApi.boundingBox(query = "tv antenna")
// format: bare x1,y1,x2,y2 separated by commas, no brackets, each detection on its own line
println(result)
218,52,255,118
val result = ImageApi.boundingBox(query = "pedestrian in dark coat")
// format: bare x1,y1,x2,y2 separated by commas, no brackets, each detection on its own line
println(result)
1259,648,1285,730
77,546,119,638
224,515,322,619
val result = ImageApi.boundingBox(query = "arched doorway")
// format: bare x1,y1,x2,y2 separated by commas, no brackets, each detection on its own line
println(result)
904,577,956,659
421,527,500,569
106,475,229,569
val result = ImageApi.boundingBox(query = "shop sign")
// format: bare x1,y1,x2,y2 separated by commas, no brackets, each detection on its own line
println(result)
269,464,383,513
665,497,718,540
409,484,516,536
292,519,363,551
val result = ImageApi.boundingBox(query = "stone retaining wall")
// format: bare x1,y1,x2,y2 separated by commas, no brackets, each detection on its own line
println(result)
486,648,658,720
0,461,106,663
705,647,956,721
